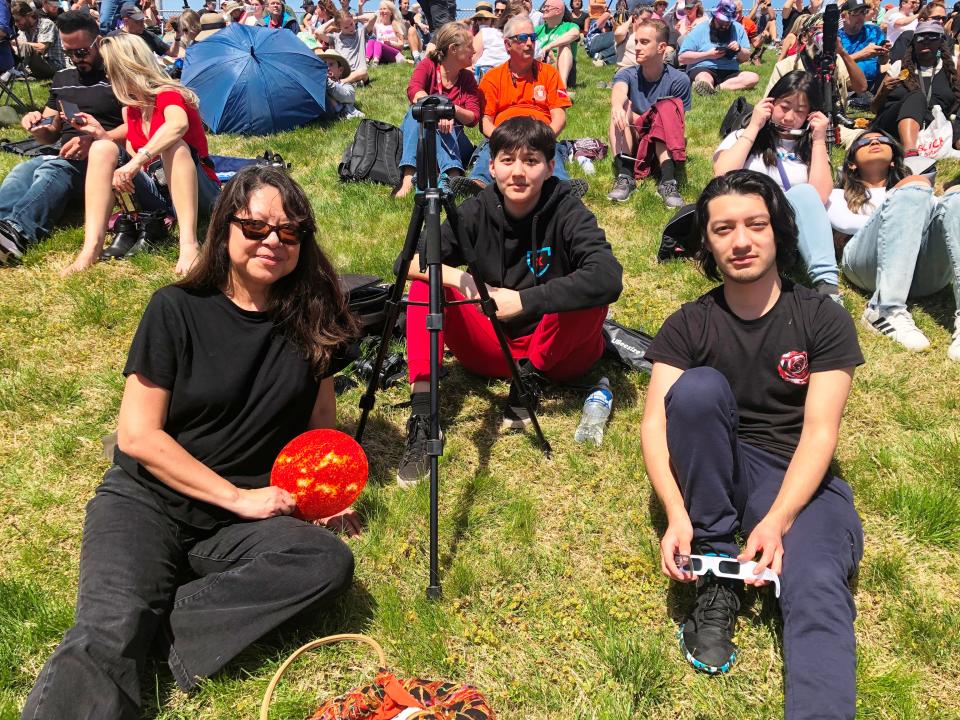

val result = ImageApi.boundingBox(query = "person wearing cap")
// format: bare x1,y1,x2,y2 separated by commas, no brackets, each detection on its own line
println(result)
40,0,62,21
194,11,226,40
315,47,363,117
472,2,508,80
872,19,960,157
607,17,690,206
222,0,245,24
885,0,919,44
534,0,580,86
840,0,887,87
11,0,65,79
394,21,480,197
887,0,952,62
113,3,180,58
678,0,758,95
764,12,867,110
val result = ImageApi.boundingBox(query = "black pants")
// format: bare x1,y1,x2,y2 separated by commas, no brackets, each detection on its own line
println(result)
21,467,354,720
420,0,457,30
665,367,864,720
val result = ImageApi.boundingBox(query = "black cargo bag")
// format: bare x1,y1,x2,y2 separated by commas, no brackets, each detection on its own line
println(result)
719,96,753,138
602,319,654,374
338,120,403,187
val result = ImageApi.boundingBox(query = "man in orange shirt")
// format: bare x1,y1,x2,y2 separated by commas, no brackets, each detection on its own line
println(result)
455,13,576,193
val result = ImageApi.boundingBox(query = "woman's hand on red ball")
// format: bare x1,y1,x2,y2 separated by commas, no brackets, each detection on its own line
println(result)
230,486,297,519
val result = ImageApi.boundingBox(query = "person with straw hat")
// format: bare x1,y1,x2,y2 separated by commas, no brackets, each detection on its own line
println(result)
315,47,365,118
222,0,245,24
471,1,507,80
194,11,226,41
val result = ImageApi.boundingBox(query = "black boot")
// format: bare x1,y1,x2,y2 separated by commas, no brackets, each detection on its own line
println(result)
100,213,140,260
124,211,169,257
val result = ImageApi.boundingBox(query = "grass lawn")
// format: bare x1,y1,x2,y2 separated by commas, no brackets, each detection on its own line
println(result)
2,55,960,720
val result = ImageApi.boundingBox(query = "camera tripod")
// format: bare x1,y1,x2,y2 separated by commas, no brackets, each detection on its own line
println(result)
354,96,552,600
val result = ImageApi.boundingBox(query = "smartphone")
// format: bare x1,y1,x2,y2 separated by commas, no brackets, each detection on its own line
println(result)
59,99,84,126
30,116,55,130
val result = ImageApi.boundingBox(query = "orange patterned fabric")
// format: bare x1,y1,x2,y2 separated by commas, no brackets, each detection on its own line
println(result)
308,670,495,720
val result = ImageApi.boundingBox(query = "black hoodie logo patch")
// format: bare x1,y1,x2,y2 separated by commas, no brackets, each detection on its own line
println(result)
526,247,552,277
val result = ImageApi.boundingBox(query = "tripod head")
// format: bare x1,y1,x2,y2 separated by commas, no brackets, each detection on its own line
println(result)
414,95,456,194
412,95,456,124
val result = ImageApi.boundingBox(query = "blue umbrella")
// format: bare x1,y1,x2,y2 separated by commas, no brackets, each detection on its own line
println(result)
183,24,327,135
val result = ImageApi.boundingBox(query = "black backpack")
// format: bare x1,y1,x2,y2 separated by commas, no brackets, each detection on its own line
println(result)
657,203,700,262
338,120,403,187
719,96,753,138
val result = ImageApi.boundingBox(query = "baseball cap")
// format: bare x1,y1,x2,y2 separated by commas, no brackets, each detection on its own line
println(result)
119,3,145,20
841,0,867,11
713,0,737,22
916,20,946,35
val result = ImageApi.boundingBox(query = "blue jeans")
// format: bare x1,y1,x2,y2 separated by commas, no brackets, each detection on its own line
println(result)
841,183,960,313
666,367,863,720
474,65,494,82
98,0,120,34
0,155,85,246
398,106,473,175
468,139,569,184
586,31,617,63
786,183,839,287
21,467,354,718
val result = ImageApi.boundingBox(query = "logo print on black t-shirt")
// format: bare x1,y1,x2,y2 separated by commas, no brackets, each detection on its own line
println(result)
778,350,810,385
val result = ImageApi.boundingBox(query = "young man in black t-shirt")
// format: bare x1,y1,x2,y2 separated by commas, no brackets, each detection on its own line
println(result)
0,11,124,264
641,170,865,720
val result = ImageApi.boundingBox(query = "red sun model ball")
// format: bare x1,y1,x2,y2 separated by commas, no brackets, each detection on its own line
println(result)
270,429,368,521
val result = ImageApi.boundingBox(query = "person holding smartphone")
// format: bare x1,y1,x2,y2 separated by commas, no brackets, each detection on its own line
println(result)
0,11,124,266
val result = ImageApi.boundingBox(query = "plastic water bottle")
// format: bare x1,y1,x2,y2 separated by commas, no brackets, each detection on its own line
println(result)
576,155,596,174
574,378,613,446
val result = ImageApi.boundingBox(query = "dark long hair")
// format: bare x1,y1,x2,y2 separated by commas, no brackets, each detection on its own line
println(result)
753,70,822,169
694,170,799,281
178,165,359,378
838,129,909,214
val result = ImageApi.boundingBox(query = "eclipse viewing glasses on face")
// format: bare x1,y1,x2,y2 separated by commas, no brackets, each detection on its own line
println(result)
850,134,894,152
675,554,782,597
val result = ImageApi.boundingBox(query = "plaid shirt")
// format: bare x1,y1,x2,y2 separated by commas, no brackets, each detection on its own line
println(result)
19,17,65,71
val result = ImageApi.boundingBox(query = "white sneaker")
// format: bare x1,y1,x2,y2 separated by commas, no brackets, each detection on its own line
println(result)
861,307,931,351
949,314,960,361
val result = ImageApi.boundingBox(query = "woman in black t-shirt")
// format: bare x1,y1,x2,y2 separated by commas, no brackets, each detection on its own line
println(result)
21,165,362,719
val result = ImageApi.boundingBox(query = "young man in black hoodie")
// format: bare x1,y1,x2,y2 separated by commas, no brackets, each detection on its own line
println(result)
397,117,623,485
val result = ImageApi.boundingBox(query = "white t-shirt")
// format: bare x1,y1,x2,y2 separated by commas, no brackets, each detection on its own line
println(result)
475,26,509,67
826,187,888,235
885,10,917,45
714,131,809,189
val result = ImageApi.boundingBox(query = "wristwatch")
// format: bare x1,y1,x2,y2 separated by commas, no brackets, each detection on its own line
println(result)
137,147,152,159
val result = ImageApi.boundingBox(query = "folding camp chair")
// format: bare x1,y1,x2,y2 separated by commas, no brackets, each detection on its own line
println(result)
0,66,37,113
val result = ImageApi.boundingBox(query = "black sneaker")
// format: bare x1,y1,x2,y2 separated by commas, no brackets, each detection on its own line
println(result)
0,220,25,265
679,575,740,674
396,414,439,488
502,366,545,430
568,179,589,198
607,174,637,202
657,179,684,208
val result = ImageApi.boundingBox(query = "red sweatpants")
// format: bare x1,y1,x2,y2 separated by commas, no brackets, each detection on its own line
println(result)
406,280,608,383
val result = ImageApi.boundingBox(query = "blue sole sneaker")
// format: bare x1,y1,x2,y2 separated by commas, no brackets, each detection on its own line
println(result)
678,575,740,675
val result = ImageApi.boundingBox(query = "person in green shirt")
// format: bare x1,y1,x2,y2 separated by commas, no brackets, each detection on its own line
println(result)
535,0,580,85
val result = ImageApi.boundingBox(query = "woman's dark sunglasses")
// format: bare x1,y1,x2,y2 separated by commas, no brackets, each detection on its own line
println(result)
508,32,537,43
230,216,304,245
851,135,895,152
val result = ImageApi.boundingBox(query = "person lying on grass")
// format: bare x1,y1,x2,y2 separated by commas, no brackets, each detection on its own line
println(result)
396,116,623,487
21,165,361,720
641,170,865,720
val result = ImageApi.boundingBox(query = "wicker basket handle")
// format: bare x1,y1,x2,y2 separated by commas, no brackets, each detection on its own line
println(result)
259,633,387,720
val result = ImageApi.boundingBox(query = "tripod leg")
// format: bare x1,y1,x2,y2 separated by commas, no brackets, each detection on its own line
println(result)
424,189,444,600
441,196,552,457
355,201,426,443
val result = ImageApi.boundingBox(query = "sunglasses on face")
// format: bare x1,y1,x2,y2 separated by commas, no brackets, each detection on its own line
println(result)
849,7,868,14
915,33,942,43
230,216,304,245
851,134,895,151
508,32,537,43
927,15,946,22
63,37,100,58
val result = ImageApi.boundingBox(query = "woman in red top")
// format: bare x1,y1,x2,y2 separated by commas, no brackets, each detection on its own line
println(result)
63,33,221,276
394,22,482,198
